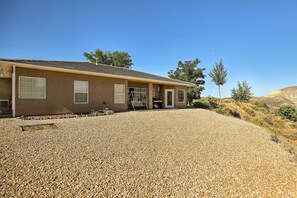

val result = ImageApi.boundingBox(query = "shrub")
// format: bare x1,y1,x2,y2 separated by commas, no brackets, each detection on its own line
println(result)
228,109,241,119
243,107,256,117
89,108,114,116
253,101,269,110
290,122,297,129
207,96,219,109
193,97,220,110
193,98,210,109
214,108,229,115
89,110,104,116
231,81,253,102
254,116,265,126
263,115,275,126
214,107,240,119
250,102,270,113
271,133,280,143
103,108,114,115
275,105,297,122
221,98,233,103
270,117,285,128
282,132,297,140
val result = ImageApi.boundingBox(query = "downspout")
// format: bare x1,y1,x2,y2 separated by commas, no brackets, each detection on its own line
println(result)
12,65,16,117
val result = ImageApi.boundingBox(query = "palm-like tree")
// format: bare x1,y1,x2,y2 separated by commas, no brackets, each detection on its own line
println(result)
209,59,227,98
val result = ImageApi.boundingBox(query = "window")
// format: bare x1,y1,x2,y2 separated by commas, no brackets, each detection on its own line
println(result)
115,84,125,104
19,76,46,99
140,88,147,103
178,89,185,103
128,87,147,103
74,81,88,104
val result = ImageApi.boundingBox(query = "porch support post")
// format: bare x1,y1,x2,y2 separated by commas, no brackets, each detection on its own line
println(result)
12,65,16,117
148,82,153,109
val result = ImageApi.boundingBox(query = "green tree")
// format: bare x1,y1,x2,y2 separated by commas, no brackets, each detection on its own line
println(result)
168,59,206,102
209,59,227,98
231,81,253,102
275,105,297,122
83,49,133,68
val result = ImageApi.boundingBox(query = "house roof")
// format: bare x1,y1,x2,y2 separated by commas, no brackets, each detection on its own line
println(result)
0,58,195,87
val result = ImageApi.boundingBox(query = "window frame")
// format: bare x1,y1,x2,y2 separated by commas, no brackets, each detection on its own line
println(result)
19,76,46,99
177,89,186,103
114,84,126,104
74,80,89,104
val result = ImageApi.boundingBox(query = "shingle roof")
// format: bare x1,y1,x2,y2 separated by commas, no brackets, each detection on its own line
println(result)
0,58,195,86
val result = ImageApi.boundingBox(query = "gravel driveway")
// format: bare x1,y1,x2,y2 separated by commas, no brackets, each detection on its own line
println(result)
1,109,297,197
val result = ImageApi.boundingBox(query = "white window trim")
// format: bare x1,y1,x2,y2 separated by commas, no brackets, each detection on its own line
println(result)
114,84,126,104
74,80,89,104
165,89,174,108
18,76,46,99
177,89,186,103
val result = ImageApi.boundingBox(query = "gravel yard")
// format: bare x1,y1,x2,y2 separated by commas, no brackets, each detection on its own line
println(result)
1,109,297,197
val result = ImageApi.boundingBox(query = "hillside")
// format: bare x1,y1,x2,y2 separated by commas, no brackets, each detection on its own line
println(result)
252,86,297,110
193,98,297,145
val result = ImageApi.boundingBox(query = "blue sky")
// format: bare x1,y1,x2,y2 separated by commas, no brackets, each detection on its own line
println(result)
0,0,296,97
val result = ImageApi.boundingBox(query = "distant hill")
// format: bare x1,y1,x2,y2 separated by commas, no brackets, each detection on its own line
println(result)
252,86,297,110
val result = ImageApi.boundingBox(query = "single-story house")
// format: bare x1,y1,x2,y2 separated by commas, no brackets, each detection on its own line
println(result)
0,58,195,117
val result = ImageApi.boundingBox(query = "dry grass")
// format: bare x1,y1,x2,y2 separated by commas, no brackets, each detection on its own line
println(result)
1,109,297,197
205,99,297,141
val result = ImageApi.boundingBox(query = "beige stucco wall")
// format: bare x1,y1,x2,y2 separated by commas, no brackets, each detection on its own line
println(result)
15,68,128,116
162,85,187,108
0,78,12,100
153,84,160,98
11,66,189,115
128,81,148,88
174,85,187,108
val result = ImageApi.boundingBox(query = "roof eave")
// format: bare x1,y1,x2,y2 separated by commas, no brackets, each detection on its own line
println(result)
0,60,195,87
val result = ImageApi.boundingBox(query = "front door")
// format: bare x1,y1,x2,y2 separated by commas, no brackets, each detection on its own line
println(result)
165,89,174,108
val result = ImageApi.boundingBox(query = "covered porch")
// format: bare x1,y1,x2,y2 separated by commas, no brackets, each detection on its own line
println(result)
127,81,186,110
0,63,13,117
